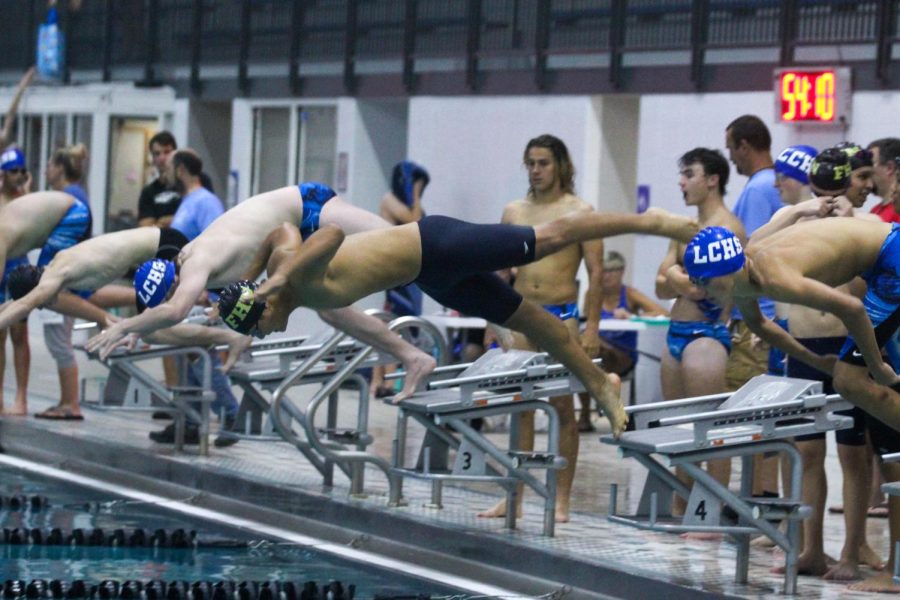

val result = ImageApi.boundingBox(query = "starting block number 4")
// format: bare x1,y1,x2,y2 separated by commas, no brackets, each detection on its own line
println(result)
684,487,723,527
452,439,487,475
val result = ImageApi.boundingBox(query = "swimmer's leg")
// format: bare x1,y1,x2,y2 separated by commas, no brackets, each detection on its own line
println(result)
534,208,698,259
503,300,626,438
318,306,436,401
319,195,392,234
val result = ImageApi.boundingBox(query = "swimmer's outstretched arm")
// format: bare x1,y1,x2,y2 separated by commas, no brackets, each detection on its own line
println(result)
140,325,252,372
737,296,835,375
47,292,115,327
791,281,884,379
86,266,209,359
239,224,297,283
0,271,71,330
255,224,345,303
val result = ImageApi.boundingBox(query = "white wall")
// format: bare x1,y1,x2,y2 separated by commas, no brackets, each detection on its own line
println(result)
353,99,408,209
187,100,232,198
408,96,600,223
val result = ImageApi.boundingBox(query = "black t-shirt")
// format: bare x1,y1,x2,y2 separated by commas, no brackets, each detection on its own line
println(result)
137,173,215,222
138,178,180,221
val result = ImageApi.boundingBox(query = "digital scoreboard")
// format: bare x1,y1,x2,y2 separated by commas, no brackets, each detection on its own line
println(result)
774,67,851,125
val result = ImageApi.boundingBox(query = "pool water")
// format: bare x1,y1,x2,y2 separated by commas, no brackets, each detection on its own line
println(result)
0,467,468,598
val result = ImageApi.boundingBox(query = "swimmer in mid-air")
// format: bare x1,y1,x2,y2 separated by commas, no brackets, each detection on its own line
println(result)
208,208,700,437
86,183,440,401
0,226,251,370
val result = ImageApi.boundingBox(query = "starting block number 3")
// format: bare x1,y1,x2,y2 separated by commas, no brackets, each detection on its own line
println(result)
452,439,487,475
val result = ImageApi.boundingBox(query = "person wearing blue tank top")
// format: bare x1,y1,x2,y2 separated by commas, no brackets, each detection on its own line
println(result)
656,148,745,524
576,251,668,432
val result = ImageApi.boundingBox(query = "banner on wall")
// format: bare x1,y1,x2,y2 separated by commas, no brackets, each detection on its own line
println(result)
636,184,650,213
36,6,65,80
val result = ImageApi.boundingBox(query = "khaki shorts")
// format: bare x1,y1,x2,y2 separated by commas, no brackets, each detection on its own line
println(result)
725,320,770,392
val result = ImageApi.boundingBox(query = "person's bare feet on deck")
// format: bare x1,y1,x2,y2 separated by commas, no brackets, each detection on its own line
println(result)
1,401,27,416
859,543,886,570
848,571,900,593
771,551,831,577
477,498,524,520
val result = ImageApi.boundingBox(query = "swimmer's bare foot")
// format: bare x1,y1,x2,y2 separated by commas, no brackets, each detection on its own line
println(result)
644,207,699,243
859,543,886,570
680,532,724,542
477,498,523,520
593,373,626,438
751,534,776,548
823,559,862,581
1,402,27,416
848,571,900,593
555,497,570,523
771,552,831,576
393,352,437,403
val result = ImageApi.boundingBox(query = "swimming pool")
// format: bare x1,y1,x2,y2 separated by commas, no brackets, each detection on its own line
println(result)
0,458,506,599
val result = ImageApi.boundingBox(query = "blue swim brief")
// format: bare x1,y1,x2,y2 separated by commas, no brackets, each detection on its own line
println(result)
298,182,337,240
543,301,579,321
666,320,731,362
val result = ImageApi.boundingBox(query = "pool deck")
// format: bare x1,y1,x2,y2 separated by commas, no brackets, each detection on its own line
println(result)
0,332,893,600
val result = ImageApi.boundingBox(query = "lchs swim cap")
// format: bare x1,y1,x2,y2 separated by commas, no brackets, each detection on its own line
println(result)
218,280,266,336
683,226,745,281
774,145,817,184
133,259,176,309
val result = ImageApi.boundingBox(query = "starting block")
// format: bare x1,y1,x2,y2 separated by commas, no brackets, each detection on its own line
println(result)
603,375,854,594
230,314,447,498
391,348,597,536
80,343,218,455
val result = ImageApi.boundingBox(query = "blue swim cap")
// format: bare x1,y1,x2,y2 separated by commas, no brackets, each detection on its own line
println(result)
683,226,745,281
774,145,817,184
391,161,430,208
133,259,176,308
0,148,25,172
